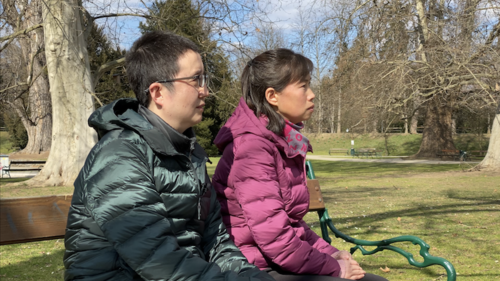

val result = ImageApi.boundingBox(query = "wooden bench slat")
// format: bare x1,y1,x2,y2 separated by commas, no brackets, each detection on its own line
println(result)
307,179,325,211
0,195,72,245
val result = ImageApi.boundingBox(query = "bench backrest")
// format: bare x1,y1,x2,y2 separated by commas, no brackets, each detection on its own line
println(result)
0,195,72,245
307,179,325,211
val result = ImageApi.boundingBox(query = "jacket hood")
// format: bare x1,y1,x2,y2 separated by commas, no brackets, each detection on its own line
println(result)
214,98,290,153
89,98,205,157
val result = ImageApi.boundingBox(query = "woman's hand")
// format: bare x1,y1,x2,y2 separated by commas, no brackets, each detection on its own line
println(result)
342,258,366,280
333,251,365,280
332,250,352,261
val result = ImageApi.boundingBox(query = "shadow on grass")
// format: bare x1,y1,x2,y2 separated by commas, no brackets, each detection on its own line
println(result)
309,160,460,179
399,137,422,156
0,246,65,280
0,178,30,184
314,188,499,230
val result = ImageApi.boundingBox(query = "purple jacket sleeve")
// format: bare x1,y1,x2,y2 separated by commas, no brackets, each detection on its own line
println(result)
298,220,338,256
230,137,341,276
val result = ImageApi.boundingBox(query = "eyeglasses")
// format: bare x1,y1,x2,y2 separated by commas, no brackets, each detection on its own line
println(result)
144,74,209,93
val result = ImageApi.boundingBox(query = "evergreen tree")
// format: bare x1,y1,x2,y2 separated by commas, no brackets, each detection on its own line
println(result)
87,23,134,107
139,0,236,155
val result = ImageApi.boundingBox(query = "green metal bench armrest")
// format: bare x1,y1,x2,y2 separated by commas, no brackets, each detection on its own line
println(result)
317,209,456,281
305,160,456,281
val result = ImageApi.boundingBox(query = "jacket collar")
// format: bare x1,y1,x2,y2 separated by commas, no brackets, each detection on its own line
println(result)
89,98,206,159
214,98,290,154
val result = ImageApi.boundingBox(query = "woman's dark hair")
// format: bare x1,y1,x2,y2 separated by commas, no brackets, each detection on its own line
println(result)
241,48,313,135
126,31,199,106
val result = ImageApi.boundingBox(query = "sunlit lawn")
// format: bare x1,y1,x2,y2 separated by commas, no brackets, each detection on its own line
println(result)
1,159,498,280
302,160,499,281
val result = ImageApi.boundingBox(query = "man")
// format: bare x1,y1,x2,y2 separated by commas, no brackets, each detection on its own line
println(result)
64,31,274,281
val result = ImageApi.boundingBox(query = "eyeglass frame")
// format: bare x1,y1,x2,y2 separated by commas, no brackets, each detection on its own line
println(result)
144,73,209,93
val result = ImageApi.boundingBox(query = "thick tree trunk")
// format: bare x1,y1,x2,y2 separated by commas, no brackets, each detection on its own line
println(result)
28,0,96,186
21,55,52,153
414,97,456,158
6,0,52,154
476,106,500,171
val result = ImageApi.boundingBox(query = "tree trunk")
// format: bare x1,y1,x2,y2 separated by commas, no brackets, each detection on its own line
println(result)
336,91,341,133
414,97,456,158
476,105,500,171
410,108,420,134
404,114,408,134
5,0,52,154
28,0,96,186
487,113,491,135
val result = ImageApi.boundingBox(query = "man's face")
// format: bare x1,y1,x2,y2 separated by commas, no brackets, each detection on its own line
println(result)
152,50,209,133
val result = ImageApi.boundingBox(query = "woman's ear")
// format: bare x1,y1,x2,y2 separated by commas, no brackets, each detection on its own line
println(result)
149,82,165,107
265,87,279,107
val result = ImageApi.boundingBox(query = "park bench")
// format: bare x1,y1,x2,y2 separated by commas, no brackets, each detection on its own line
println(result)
0,195,71,245
0,157,45,178
464,150,487,161
436,149,465,161
386,127,403,133
328,148,349,156
305,161,456,281
353,148,381,158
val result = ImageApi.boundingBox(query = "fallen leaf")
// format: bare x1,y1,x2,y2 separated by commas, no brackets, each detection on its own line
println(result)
397,217,401,222
379,266,390,273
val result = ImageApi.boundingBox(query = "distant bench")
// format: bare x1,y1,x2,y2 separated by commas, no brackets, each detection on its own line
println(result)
0,195,72,245
353,148,381,158
1,160,45,177
328,148,349,156
436,149,460,160
462,150,487,161
436,149,467,161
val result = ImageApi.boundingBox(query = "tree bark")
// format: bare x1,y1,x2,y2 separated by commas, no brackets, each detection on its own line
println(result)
3,0,52,154
415,97,456,158
336,91,341,133
476,104,500,171
29,0,96,186
410,107,420,134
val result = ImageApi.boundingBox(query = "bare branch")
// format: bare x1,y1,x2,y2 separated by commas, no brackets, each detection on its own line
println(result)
0,23,43,43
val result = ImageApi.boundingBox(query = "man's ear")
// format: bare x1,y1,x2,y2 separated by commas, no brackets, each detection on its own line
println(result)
265,87,279,107
149,82,165,107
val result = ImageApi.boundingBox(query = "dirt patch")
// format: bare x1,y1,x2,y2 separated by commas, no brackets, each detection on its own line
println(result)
9,151,50,161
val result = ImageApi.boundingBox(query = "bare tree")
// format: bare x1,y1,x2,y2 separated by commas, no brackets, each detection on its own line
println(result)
1,0,52,154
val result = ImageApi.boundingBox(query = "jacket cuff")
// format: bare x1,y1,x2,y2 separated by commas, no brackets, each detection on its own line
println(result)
336,259,346,278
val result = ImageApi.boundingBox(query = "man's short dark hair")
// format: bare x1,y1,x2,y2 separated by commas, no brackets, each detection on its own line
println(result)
126,31,199,106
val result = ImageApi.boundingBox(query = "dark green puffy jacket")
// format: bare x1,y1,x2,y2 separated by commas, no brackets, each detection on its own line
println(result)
64,99,274,281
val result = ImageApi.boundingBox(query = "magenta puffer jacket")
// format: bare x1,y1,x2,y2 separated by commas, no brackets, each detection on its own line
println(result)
212,98,342,276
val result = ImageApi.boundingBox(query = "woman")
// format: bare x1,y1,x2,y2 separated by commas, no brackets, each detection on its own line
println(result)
212,49,388,281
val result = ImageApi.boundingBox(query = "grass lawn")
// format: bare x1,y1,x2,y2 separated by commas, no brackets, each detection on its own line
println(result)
306,133,490,156
1,159,498,280
303,160,500,281
0,131,14,154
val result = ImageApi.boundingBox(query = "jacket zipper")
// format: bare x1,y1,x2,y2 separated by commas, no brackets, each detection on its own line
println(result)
185,151,206,220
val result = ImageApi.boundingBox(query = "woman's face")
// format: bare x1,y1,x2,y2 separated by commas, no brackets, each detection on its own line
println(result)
273,77,315,124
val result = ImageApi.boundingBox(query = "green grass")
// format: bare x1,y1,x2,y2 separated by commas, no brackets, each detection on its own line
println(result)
1,159,498,280
306,133,490,156
0,131,14,154
302,160,500,281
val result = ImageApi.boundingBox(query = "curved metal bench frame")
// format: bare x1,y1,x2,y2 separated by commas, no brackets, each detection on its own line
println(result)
305,161,456,281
